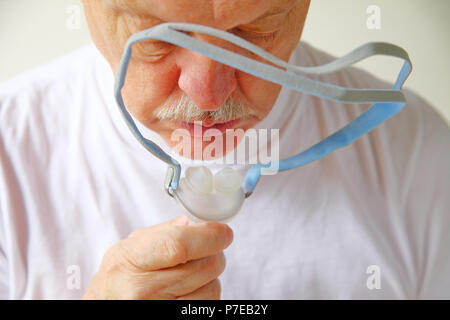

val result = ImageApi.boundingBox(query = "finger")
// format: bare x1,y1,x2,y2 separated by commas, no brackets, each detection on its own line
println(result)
129,215,188,239
157,252,226,297
176,279,221,300
168,215,189,226
118,220,233,271
102,252,225,300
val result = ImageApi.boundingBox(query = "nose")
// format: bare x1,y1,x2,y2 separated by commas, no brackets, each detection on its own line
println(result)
178,48,237,111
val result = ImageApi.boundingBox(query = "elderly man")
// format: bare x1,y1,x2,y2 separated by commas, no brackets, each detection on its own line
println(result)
0,0,449,300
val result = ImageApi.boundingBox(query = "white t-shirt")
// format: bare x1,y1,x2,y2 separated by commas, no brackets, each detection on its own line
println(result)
0,42,449,299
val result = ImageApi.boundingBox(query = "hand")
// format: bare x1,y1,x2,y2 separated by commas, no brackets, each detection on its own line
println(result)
83,215,233,300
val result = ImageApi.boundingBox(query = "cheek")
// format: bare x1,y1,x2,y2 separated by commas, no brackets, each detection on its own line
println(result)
233,26,302,120
236,71,282,116
121,60,181,122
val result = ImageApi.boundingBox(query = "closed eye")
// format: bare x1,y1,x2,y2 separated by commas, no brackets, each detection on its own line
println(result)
231,28,280,44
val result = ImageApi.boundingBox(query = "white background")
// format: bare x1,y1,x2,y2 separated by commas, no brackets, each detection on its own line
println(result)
0,0,449,124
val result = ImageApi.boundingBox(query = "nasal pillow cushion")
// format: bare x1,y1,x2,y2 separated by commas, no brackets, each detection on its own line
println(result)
173,166,245,223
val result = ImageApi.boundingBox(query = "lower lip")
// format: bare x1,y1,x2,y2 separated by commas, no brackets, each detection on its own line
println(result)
177,119,240,138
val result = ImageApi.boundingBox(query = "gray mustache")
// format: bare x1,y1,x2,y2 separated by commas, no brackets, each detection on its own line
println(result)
154,94,254,122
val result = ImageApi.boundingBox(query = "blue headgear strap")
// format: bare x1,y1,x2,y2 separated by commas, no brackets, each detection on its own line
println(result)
114,23,412,195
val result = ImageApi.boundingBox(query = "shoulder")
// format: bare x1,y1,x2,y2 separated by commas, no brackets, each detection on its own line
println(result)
0,44,103,128
295,41,449,167
0,44,109,148
0,44,100,99
295,43,450,297
290,41,450,210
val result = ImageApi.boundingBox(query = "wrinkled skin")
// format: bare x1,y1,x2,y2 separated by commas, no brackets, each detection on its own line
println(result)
82,0,310,159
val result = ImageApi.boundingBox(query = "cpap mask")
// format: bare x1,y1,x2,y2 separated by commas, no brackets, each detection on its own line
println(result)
114,23,412,223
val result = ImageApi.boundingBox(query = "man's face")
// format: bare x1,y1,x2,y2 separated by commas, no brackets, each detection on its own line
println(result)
82,0,310,159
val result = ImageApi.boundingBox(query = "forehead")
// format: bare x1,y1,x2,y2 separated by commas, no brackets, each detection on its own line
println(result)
109,0,299,29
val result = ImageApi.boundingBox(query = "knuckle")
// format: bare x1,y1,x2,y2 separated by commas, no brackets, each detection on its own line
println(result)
96,239,166,300
101,242,126,270
162,234,189,265
95,248,144,299
102,239,143,274
114,240,140,269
